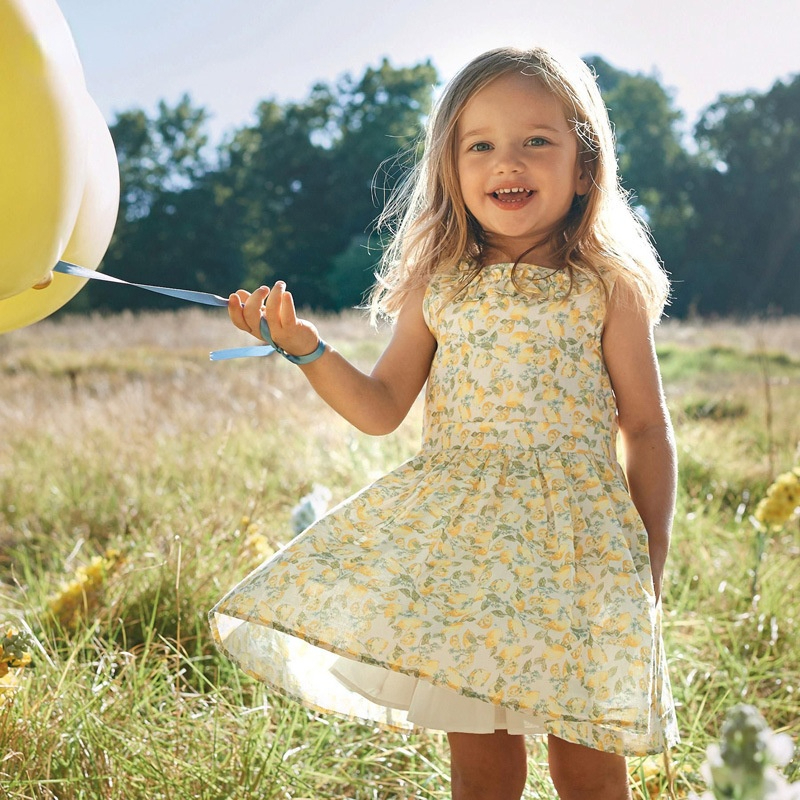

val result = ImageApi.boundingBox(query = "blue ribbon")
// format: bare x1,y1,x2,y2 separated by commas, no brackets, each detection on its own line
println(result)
53,261,275,361
209,345,276,361
54,261,229,306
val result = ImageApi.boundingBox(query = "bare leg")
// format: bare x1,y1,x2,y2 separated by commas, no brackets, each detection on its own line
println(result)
547,735,632,800
447,730,528,800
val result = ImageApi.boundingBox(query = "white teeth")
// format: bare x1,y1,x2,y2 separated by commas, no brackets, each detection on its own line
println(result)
495,187,529,194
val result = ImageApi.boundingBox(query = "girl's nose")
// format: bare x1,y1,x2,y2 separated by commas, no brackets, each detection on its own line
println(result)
492,147,525,173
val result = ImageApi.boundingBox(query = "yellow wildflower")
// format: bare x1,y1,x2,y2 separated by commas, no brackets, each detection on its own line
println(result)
47,549,124,629
0,626,33,695
754,468,800,528
241,530,273,563
0,670,22,707
629,755,667,799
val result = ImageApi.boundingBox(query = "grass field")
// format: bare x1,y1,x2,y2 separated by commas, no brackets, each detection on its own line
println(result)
1,308,799,799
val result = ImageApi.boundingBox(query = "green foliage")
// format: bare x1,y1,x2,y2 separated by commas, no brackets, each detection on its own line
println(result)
677,74,800,316
63,58,800,318
112,94,212,221
77,95,242,312
682,396,749,422
587,57,688,194
222,58,436,309
328,234,382,309
656,343,800,384
586,56,699,285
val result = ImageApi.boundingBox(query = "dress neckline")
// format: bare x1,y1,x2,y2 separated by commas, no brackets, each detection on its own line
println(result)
481,261,563,272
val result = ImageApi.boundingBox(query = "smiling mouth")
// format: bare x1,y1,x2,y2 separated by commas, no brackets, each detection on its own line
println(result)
491,188,534,202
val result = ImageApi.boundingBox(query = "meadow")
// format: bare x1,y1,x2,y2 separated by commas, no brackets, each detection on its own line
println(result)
1,307,799,799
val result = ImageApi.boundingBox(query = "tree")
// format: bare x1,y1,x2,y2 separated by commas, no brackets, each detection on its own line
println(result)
73,62,435,314
585,56,699,306
72,58,800,318
220,98,336,307
682,74,800,315
320,60,434,237
221,59,436,310
80,96,232,311
112,94,212,222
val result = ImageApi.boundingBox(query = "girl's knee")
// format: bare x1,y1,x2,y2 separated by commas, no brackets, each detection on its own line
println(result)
448,731,528,800
547,736,631,800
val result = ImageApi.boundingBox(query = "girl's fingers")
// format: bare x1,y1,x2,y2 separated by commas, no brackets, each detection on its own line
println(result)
263,281,286,336
228,286,269,337
256,281,318,355
227,292,246,327
280,289,298,328
243,286,269,336
230,281,304,348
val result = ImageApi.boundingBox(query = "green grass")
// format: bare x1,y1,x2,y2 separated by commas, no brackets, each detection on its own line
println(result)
655,343,800,385
2,309,800,798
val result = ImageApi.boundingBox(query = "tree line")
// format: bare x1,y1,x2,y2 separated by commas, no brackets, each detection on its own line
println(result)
76,57,800,318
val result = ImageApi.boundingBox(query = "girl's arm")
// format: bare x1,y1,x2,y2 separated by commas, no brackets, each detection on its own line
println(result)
602,281,677,602
230,282,437,436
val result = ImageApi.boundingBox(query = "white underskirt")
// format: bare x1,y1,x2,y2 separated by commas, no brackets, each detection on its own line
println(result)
330,656,547,736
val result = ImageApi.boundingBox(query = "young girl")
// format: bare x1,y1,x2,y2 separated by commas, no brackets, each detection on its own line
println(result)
211,45,679,800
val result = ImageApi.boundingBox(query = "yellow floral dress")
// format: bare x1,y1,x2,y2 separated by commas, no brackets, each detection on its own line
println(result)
210,263,679,756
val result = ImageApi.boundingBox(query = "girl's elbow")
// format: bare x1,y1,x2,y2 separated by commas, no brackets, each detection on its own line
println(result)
619,406,674,440
358,394,414,435
625,419,672,439
355,422,400,437
352,413,403,437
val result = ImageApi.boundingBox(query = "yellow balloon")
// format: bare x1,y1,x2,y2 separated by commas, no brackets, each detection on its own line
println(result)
0,96,120,334
0,0,89,300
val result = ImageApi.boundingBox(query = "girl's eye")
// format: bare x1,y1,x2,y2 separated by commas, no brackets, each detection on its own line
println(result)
469,142,492,152
526,137,548,147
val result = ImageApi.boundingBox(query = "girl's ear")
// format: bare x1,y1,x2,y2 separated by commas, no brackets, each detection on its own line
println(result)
575,159,591,196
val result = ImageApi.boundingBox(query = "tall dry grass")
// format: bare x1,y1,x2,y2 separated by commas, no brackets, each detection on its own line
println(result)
1,307,799,799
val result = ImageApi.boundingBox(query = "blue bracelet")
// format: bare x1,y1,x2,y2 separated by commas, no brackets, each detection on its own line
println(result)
259,317,327,365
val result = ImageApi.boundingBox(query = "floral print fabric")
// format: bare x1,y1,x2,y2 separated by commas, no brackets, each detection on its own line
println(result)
210,263,679,756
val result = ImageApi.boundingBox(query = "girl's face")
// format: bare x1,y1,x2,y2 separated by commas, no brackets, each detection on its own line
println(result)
456,71,589,266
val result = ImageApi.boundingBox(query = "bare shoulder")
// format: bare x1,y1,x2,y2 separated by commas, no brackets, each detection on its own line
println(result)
394,283,435,339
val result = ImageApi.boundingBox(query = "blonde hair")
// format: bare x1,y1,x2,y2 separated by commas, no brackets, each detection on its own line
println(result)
369,46,670,324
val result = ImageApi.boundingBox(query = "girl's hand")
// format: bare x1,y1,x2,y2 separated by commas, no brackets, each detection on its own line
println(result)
228,282,322,358
227,282,434,435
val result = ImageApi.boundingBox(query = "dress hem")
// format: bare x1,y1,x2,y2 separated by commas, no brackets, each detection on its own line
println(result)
209,611,679,758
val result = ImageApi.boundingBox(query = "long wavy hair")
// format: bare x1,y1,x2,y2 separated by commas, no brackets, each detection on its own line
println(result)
368,46,669,324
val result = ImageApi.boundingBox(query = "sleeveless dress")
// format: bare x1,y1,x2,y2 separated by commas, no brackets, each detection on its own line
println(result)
210,263,679,756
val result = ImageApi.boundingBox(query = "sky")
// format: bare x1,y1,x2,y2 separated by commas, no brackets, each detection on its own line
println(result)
57,0,798,144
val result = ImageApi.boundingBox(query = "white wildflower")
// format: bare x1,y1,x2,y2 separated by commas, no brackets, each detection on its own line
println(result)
290,485,332,536
692,705,798,800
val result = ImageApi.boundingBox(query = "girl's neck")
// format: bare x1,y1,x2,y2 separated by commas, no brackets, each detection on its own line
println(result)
480,239,558,269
